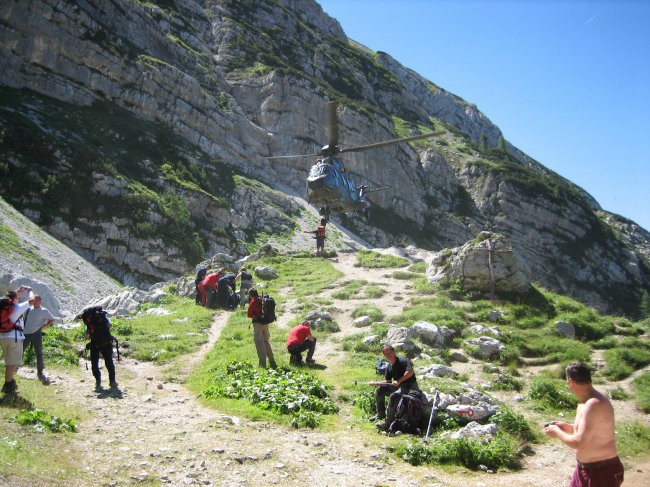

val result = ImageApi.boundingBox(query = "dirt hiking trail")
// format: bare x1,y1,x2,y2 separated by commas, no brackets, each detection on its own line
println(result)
8,251,650,487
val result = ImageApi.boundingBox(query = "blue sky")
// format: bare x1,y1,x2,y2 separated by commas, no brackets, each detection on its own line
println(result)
318,0,650,231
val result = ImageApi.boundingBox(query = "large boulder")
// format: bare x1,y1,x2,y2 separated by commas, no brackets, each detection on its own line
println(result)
465,336,506,359
386,325,417,355
555,320,576,339
408,321,456,347
427,232,530,295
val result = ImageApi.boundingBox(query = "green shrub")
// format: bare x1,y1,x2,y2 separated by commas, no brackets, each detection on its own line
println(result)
529,378,577,411
201,361,338,428
608,386,630,401
11,409,77,433
353,389,376,415
491,408,538,442
397,433,521,470
491,373,523,392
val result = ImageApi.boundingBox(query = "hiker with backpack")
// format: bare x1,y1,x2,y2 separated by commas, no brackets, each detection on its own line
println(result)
0,285,32,394
246,288,277,369
303,218,327,255
286,320,316,365
22,294,56,384
194,264,211,305
82,306,118,391
372,345,422,433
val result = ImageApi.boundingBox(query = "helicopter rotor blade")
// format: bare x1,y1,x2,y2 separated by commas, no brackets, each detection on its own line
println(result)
339,130,445,154
365,186,391,194
263,152,320,161
326,101,339,148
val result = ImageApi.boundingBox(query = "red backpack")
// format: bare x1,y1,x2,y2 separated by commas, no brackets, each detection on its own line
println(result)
0,297,17,333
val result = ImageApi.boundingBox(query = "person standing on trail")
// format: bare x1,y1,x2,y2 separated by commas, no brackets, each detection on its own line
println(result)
235,267,253,309
22,294,56,384
544,361,624,486
1,285,32,394
246,288,276,369
303,218,327,255
194,264,211,305
286,321,316,365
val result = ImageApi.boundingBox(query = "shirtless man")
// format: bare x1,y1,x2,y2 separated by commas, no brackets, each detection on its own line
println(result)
544,361,624,487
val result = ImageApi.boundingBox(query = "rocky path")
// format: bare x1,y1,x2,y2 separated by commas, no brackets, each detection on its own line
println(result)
9,252,650,487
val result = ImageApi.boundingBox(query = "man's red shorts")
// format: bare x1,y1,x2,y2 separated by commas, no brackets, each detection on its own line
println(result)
570,456,624,487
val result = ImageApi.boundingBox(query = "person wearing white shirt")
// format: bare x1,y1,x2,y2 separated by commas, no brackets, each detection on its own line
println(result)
23,294,56,384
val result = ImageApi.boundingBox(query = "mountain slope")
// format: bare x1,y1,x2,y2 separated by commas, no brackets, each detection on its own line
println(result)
0,0,648,315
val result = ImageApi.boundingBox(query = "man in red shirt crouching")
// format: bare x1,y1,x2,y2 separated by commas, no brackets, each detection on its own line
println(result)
286,321,316,365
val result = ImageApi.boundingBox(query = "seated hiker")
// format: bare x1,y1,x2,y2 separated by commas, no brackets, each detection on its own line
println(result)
199,268,222,306
286,320,316,365
373,345,422,431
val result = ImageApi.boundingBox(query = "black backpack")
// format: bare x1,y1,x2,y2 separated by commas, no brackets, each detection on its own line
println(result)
389,392,425,435
81,306,113,348
375,358,390,375
260,295,276,324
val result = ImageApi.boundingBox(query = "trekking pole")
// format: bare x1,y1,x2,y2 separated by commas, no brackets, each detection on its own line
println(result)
113,337,121,362
423,391,440,445
354,380,392,387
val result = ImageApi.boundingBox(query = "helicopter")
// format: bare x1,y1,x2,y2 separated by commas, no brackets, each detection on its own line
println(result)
265,101,443,220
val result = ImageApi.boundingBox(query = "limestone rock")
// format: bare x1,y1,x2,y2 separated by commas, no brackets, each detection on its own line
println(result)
408,321,456,347
465,336,506,359
555,321,576,339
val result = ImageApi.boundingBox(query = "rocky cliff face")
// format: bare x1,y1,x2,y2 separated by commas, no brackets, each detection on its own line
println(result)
0,0,648,315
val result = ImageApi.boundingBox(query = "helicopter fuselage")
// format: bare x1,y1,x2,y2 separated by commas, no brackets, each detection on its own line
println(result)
306,157,369,214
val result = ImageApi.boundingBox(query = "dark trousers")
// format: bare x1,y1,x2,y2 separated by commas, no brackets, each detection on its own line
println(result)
376,384,420,422
287,338,316,361
90,344,116,384
23,331,44,375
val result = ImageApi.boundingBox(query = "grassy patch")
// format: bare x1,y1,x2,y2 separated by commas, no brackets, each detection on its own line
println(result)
616,422,650,458
355,250,409,269
632,371,650,413
351,304,385,323
107,294,215,363
331,279,367,300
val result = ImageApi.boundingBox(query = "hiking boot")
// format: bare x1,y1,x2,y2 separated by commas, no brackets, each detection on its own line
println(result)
109,380,118,389
1,382,10,394
289,354,302,365
3,380,19,394
95,381,102,392
38,373,50,385
305,358,316,364
269,361,277,369
375,421,388,431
